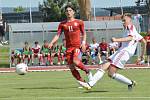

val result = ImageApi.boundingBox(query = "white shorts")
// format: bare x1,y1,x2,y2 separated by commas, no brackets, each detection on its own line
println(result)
108,50,130,69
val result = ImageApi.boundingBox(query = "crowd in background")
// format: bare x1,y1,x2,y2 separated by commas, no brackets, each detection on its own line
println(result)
11,37,121,66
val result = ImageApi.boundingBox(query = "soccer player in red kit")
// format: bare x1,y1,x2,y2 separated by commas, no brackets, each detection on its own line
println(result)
49,5,92,83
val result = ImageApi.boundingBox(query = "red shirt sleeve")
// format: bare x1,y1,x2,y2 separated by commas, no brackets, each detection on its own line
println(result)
79,20,85,35
57,23,63,36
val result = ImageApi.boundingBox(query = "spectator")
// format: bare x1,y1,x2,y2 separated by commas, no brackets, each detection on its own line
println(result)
109,41,119,55
144,29,150,66
31,41,41,65
40,40,51,65
0,18,4,46
89,37,100,64
22,41,32,65
11,49,22,66
99,38,109,64
59,39,66,65
51,43,61,65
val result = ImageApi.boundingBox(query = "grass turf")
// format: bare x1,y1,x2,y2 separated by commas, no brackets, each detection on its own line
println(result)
0,69,150,100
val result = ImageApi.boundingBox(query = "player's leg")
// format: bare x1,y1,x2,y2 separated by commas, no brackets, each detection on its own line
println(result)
31,54,35,65
61,53,65,65
66,51,84,82
108,65,135,90
72,48,93,81
57,52,61,65
73,48,89,73
98,52,103,64
37,54,41,65
147,55,150,66
107,50,136,90
40,53,44,65
69,64,85,82
27,55,31,65
88,62,110,87
11,55,16,66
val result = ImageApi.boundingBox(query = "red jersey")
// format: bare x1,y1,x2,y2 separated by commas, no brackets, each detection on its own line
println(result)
99,42,108,51
144,35,150,49
32,45,41,54
57,19,85,48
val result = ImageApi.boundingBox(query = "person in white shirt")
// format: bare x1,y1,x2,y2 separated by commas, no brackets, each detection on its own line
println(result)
89,38,100,64
109,41,119,55
79,13,146,90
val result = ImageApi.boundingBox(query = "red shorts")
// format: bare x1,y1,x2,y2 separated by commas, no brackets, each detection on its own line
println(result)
66,47,80,65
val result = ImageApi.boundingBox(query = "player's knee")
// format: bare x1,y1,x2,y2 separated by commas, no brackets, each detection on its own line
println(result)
108,72,116,78
69,65,75,70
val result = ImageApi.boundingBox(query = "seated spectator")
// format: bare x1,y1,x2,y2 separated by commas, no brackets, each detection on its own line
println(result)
40,40,51,65
109,41,119,55
144,29,150,66
31,41,41,65
51,43,61,65
82,43,90,65
99,38,109,64
59,42,66,65
89,38,100,64
11,49,22,66
22,41,32,65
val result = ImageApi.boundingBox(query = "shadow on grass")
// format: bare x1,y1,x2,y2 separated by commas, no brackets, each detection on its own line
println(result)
84,90,109,93
14,86,77,90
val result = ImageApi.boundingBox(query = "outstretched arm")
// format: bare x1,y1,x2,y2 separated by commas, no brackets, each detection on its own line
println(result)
49,34,60,48
111,36,133,42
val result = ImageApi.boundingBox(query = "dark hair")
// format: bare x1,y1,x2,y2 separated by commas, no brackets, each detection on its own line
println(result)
44,40,48,43
65,4,75,12
35,41,38,44
122,13,132,19
25,41,28,44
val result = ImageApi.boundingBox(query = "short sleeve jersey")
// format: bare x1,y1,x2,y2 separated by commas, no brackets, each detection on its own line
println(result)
119,25,143,56
57,19,85,48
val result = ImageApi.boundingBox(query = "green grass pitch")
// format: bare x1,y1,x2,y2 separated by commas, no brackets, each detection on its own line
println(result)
0,69,150,100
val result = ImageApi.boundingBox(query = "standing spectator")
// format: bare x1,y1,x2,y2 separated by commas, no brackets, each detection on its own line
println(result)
144,29,150,66
0,18,4,46
99,38,109,64
132,10,143,32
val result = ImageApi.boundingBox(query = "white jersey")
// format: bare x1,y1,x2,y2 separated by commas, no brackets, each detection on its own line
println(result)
89,43,99,51
109,42,119,49
118,25,143,56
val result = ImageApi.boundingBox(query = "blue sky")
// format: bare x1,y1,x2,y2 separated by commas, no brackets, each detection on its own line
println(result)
0,0,137,8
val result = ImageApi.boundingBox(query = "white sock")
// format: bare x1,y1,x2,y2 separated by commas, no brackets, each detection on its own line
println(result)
112,73,132,85
88,69,105,87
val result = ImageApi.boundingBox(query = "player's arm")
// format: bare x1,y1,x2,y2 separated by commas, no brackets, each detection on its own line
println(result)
111,36,133,42
80,20,86,52
49,23,62,48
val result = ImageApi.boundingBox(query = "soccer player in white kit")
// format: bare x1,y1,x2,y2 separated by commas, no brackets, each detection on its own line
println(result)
79,13,146,90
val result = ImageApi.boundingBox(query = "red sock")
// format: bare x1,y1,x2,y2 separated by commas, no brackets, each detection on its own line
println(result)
28,57,30,64
40,55,44,63
11,57,14,64
76,62,89,74
71,69,84,82
61,55,64,61
47,54,52,63
57,54,61,62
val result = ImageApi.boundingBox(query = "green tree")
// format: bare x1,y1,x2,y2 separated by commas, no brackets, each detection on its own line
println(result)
39,0,79,22
14,6,25,13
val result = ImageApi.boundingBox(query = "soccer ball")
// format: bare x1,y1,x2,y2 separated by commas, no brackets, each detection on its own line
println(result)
16,63,28,75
